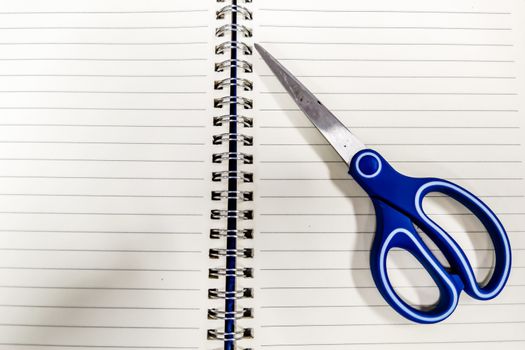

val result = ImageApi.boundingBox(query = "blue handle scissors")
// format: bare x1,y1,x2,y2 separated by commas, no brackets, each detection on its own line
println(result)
255,44,512,324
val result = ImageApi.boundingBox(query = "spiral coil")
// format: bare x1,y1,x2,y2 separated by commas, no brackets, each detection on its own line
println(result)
209,0,254,347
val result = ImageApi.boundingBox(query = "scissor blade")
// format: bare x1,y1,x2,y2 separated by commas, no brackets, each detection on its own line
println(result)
255,43,365,165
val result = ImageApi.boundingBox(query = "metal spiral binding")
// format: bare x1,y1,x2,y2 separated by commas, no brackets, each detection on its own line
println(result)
210,0,254,347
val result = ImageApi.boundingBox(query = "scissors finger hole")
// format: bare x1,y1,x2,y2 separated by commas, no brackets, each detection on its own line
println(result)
421,194,496,285
386,248,440,309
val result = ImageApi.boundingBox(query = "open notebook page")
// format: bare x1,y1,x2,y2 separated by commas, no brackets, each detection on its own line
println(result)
0,0,217,349
252,0,525,348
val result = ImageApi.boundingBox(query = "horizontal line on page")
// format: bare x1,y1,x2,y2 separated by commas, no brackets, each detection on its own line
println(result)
258,9,511,15
259,212,523,216
259,143,521,147
0,141,205,145
0,124,205,128
260,74,516,79
259,302,524,308
258,177,523,181
0,211,202,216
0,285,200,291
0,176,205,181
260,284,525,291
0,107,206,111
260,160,523,164
0,267,201,272
0,26,208,30
258,266,512,271
260,126,519,129
0,58,208,61
0,42,208,45
258,248,515,254
272,58,515,63
0,229,202,235
0,323,200,330
0,74,207,77
261,320,525,328
0,91,207,94
0,344,198,350
260,340,525,347
261,25,512,30
260,41,513,47
0,304,200,311
258,230,525,235
0,248,201,253
260,195,524,200
0,158,204,163
260,108,519,112
260,196,524,201
0,193,204,198
261,91,518,96
0,10,208,14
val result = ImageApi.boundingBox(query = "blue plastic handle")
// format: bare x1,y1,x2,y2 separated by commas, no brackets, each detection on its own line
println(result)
349,149,512,323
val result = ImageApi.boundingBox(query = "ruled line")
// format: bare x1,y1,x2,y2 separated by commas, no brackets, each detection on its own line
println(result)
258,230,525,235
259,302,525,308
260,126,519,129
0,10,208,14
260,160,523,164
0,344,198,350
0,158,204,163
0,323,200,330
0,107,207,111
0,267,200,272
0,58,207,62
260,108,519,112
0,124,206,128
259,212,524,216
260,340,525,347
0,141,205,146
0,176,204,181
0,91,207,95
259,143,521,147
0,229,202,235
0,193,204,198
0,285,200,291
260,285,525,292
0,211,202,216
261,91,518,96
261,320,525,328
0,248,202,253
0,74,206,78
0,42,207,46
260,41,513,47
260,74,516,79
0,304,200,311
257,266,519,271
257,249,518,254
258,9,512,15
259,194,525,199
258,177,523,181
271,58,515,63
0,26,208,30
260,25,512,30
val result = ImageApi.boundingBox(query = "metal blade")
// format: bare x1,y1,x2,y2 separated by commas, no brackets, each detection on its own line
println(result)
255,43,365,165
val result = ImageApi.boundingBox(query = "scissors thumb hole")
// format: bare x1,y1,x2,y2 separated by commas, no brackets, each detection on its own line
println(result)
385,249,441,308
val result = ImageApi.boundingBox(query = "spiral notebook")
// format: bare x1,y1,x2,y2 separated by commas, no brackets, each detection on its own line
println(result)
0,0,524,349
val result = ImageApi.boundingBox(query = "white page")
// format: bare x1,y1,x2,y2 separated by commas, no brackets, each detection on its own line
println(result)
251,0,525,348
0,0,219,349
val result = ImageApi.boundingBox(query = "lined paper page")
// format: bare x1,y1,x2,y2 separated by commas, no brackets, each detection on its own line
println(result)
252,0,525,348
0,0,215,349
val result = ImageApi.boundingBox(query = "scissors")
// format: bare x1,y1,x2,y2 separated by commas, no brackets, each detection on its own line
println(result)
255,44,512,324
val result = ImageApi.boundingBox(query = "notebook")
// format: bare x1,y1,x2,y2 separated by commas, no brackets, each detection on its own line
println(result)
0,0,523,349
